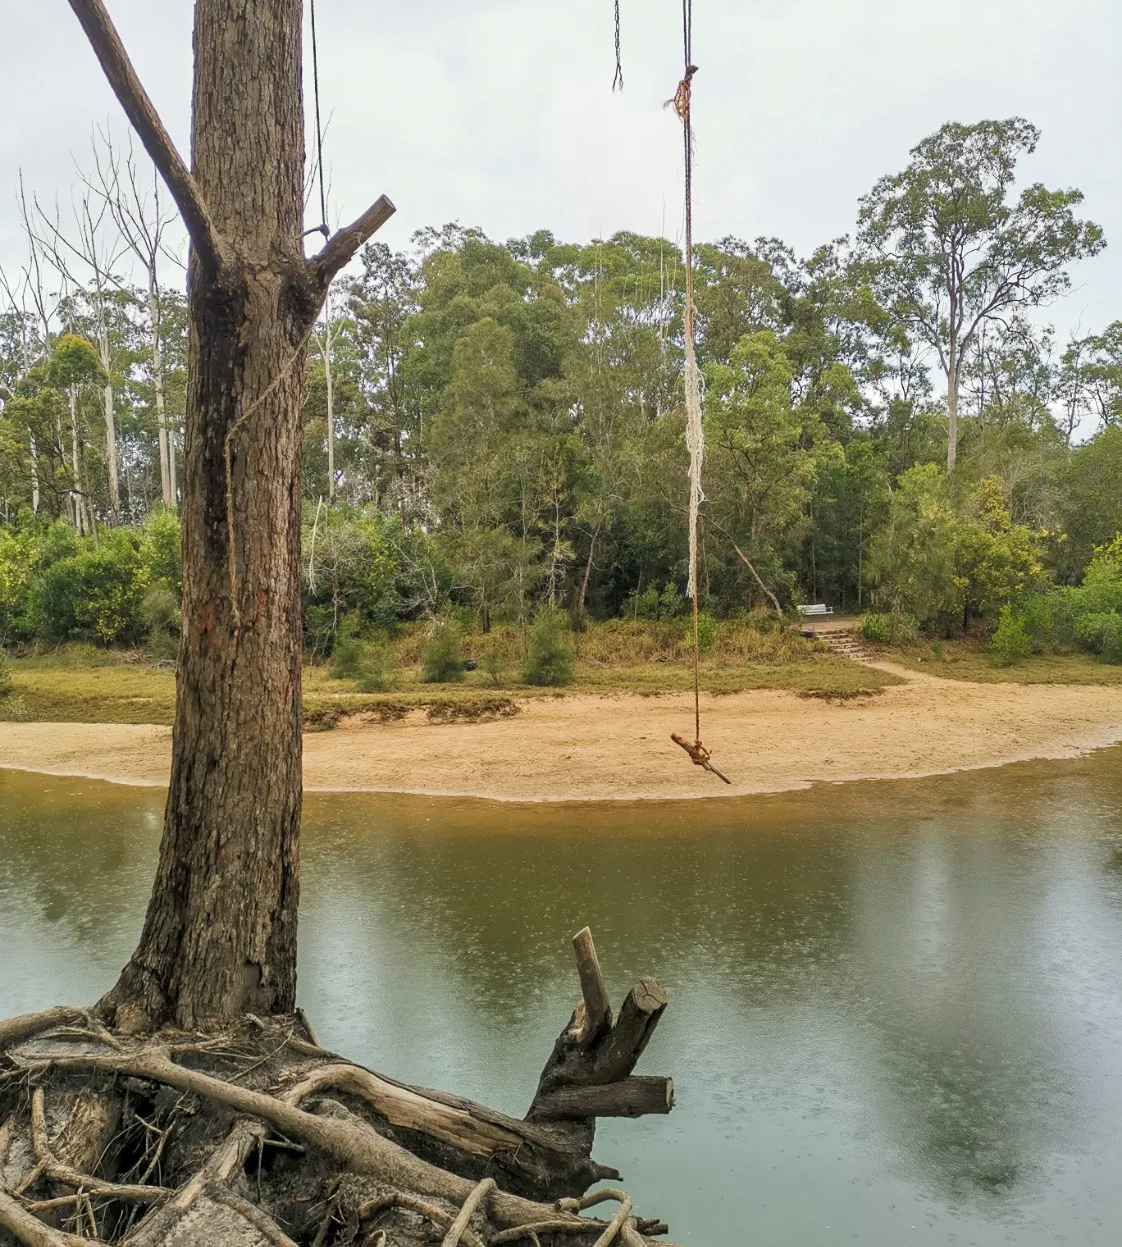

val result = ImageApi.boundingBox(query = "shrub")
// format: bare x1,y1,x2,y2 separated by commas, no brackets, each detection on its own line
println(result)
355,644,398,692
691,611,717,651
861,612,916,645
1075,611,1122,663
29,531,147,644
141,510,182,593
989,606,1033,666
421,620,465,683
0,648,11,697
479,644,504,687
522,612,574,686
141,586,180,662
331,613,365,679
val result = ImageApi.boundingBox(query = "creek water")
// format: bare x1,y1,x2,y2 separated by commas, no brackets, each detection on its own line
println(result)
3,749,1122,1245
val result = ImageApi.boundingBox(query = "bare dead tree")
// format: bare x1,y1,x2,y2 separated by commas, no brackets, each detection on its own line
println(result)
31,179,131,525
86,129,185,508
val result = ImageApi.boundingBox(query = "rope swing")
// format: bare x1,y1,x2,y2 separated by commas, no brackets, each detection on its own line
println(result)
670,1,729,784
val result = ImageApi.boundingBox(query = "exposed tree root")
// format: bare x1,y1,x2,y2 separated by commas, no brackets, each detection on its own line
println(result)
0,932,682,1247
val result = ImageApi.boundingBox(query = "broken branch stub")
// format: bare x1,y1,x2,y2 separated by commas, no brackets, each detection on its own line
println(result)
527,929,672,1149
571,927,612,1047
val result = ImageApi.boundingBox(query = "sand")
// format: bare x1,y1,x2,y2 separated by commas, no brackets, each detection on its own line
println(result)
1,664,1120,801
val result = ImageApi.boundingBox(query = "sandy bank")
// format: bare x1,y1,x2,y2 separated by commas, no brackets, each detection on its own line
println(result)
1,666,1120,801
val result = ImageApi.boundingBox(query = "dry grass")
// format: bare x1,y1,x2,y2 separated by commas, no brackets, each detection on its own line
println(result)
1,622,904,727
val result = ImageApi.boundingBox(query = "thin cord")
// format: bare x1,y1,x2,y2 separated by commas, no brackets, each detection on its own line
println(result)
310,0,329,238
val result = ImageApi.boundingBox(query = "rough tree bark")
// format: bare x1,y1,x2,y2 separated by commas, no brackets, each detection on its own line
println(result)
66,0,394,1033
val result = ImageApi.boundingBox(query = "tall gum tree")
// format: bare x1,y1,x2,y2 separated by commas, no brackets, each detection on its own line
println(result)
66,0,393,1032
857,118,1104,470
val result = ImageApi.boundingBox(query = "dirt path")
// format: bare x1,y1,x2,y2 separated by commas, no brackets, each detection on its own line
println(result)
1,667,1120,800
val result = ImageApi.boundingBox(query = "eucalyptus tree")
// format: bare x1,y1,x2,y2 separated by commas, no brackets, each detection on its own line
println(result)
857,118,1104,469
1058,321,1122,438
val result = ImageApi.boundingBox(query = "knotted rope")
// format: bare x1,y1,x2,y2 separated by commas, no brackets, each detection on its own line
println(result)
671,1,726,780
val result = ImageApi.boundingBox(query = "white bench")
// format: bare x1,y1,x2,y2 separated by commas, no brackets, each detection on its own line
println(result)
797,604,834,617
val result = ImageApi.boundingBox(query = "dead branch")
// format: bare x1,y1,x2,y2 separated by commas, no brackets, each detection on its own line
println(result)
0,1189,95,1247
590,1198,633,1247
308,196,396,290
211,1187,301,1247
707,520,784,616
18,1049,664,1242
29,1088,169,1205
0,1008,86,1051
441,1177,495,1247
282,1063,521,1157
64,0,226,277
570,929,611,1048
532,1078,674,1120
356,1191,484,1247
121,1118,264,1247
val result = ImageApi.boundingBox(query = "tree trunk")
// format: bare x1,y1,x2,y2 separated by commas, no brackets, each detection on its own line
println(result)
578,518,601,613
947,345,959,471
28,432,39,514
322,323,335,502
103,375,120,524
103,0,310,1032
69,387,85,535
148,271,173,509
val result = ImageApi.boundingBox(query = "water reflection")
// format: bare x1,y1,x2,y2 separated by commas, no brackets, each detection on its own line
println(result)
3,751,1122,1244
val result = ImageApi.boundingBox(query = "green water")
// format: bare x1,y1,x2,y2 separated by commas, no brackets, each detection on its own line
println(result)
3,751,1122,1245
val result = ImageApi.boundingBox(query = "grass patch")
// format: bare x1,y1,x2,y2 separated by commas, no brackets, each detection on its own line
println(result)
3,629,905,728
797,686,886,704
869,637,1122,685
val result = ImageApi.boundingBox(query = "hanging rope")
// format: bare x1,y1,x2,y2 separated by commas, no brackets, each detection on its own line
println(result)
612,0,624,91
309,0,330,240
670,0,729,784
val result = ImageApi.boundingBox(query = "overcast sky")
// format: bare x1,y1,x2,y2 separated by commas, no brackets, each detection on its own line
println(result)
2,0,1119,342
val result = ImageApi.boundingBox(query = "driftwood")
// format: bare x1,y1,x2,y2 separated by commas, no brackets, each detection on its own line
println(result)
0,929,678,1247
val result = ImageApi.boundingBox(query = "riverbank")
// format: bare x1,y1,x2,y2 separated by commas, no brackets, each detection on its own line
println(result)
1,666,1119,800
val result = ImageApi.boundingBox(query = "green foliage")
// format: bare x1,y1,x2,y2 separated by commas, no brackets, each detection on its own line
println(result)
522,611,574,686
0,125,1119,649
861,612,917,645
140,586,180,662
478,644,504,687
868,468,1043,630
30,530,148,644
355,643,399,692
627,582,688,621
1074,611,1122,662
330,613,366,679
141,510,182,594
0,648,11,697
421,620,465,683
693,611,717,651
990,605,1033,665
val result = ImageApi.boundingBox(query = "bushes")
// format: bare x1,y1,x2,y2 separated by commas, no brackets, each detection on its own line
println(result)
861,612,916,645
522,612,574,687
1075,612,1122,663
421,620,465,683
0,648,11,697
141,586,181,661
31,530,148,644
989,605,1033,665
692,611,717,651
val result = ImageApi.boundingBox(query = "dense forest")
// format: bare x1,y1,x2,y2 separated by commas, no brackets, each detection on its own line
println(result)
1,117,1121,661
